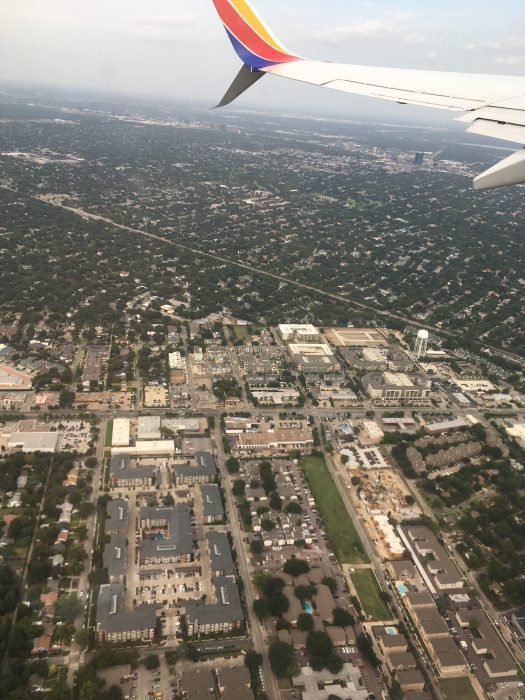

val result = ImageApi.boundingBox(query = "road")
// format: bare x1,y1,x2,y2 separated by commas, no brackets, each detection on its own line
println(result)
212,422,280,700
2,185,523,371
67,419,107,686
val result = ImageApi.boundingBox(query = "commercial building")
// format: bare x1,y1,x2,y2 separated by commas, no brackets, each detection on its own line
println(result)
424,419,471,435
235,426,313,454
113,440,175,457
250,387,301,406
0,364,32,390
322,327,388,348
200,484,224,523
278,324,320,342
137,415,161,440
143,384,169,408
112,418,131,447
363,372,432,401
341,346,413,372
7,432,59,453
168,352,185,370
95,583,156,643
138,504,194,564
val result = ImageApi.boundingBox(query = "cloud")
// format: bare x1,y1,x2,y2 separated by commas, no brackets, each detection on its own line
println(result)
466,36,525,70
308,12,430,47
106,12,199,43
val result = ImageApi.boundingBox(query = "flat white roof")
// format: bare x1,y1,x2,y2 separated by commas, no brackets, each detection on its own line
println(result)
8,432,59,452
112,418,131,447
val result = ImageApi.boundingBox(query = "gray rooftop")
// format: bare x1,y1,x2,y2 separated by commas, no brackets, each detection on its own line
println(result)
186,575,243,626
96,583,156,635
103,534,127,579
206,531,234,574
105,500,129,535
138,504,193,561
200,484,224,520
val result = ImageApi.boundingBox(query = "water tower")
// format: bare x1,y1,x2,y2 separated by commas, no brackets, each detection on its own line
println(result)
414,329,429,359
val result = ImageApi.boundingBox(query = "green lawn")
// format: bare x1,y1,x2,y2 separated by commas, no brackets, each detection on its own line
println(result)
300,456,369,564
439,677,477,700
104,419,113,447
351,569,391,620
230,325,251,343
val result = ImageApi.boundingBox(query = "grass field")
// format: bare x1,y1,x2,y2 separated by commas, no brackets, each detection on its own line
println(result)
351,569,391,620
300,456,369,564
230,326,251,343
439,677,477,700
104,419,113,447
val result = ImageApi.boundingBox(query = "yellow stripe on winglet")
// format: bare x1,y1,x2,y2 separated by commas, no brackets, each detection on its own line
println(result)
229,0,288,53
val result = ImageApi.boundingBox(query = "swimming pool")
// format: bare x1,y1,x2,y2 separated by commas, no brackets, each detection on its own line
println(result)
303,602,313,615
396,582,407,596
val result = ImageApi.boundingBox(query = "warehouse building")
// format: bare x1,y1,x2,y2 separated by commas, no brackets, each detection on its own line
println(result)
112,418,131,447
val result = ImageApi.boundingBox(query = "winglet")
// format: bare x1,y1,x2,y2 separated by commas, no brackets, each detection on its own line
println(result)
211,0,302,70
473,148,525,190
211,0,302,106
213,64,266,108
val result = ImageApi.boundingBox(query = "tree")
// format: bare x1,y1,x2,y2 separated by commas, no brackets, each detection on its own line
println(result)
253,599,269,620
332,607,355,628
357,633,381,667
59,390,75,408
75,628,93,650
322,577,337,595
226,457,240,474
285,502,302,515
307,631,333,660
250,539,264,555
297,612,314,632
79,681,100,700
283,557,310,577
232,479,246,497
55,595,82,623
163,493,175,506
269,492,282,511
269,590,289,617
268,641,294,678
325,654,343,674
261,519,275,532
143,654,160,670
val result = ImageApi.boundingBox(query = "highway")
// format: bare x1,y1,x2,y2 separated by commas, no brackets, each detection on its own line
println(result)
2,184,523,371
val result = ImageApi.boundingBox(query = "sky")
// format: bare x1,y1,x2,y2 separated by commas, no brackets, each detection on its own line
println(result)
1,0,524,119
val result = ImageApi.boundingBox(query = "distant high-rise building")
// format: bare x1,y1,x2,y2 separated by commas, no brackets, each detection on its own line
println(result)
414,152,425,165
414,329,429,359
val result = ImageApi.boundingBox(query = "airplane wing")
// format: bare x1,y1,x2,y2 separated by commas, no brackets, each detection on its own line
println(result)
211,0,525,190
